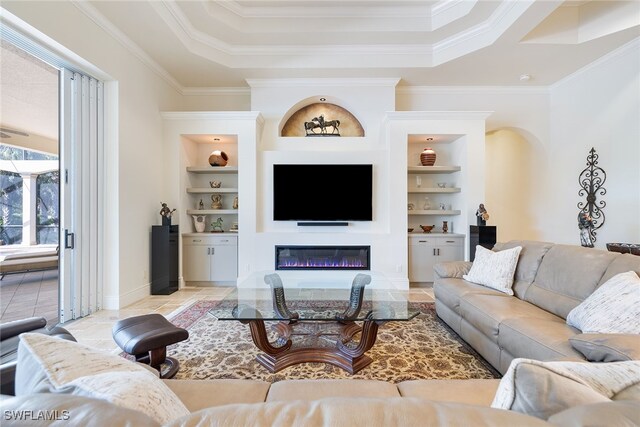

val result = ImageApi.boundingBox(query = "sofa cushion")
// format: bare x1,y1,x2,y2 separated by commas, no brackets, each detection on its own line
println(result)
266,379,399,402
498,317,583,362
15,333,189,424
569,334,640,362
525,245,618,319
163,379,270,412
566,271,640,334
599,253,640,285
434,278,508,316
166,397,552,427
463,245,522,295
493,240,554,299
397,379,500,406
548,401,640,427
492,359,640,420
460,293,559,340
0,393,160,427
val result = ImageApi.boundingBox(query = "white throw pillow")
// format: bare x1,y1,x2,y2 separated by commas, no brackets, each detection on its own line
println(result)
17,333,189,424
566,270,640,334
491,358,640,420
463,245,522,295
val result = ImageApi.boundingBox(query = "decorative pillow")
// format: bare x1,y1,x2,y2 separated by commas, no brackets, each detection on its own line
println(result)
463,245,522,295
566,271,640,334
491,358,640,420
16,333,189,424
570,333,640,362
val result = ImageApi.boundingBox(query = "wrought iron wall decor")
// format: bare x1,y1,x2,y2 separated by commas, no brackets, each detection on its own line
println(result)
577,147,606,246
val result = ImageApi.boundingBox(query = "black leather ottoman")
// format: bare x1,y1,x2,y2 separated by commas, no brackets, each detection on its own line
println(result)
112,314,188,379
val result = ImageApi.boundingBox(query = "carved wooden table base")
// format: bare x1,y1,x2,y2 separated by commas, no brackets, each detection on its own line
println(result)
241,319,385,374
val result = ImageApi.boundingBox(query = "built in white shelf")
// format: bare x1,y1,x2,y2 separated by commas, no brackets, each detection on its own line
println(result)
408,210,461,215
408,166,461,174
186,188,238,194
186,209,238,215
408,188,461,194
186,166,238,174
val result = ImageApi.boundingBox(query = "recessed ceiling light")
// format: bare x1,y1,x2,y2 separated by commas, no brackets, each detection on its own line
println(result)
426,137,434,141
319,98,326,101
213,137,220,141
520,74,531,82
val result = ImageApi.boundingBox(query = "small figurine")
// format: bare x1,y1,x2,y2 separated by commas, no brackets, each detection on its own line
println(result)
442,221,448,233
210,194,222,209
159,202,176,226
209,181,222,188
578,212,594,248
211,217,224,232
198,199,204,210
476,203,489,226
232,196,238,210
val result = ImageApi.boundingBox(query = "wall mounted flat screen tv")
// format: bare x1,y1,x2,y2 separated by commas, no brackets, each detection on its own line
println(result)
273,164,373,221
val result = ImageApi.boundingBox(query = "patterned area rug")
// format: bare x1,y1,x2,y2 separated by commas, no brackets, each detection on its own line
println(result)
167,300,500,383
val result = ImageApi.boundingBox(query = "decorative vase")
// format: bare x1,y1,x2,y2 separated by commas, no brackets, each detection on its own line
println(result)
420,147,436,166
208,150,228,167
442,221,448,233
423,197,431,210
192,215,206,233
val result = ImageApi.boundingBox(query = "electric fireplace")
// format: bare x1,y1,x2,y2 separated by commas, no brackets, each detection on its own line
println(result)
275,246,370,271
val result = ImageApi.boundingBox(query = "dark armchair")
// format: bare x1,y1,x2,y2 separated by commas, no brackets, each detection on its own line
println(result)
0,317,75,395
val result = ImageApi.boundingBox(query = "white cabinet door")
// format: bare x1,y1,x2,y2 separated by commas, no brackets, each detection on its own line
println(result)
436,237,464,263
409,237,436,282
210,243,237,281
183,242,211,281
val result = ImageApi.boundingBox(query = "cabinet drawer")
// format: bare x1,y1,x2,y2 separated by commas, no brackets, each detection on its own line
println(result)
409,237,435,245
438,238,463,246
211,236,237,245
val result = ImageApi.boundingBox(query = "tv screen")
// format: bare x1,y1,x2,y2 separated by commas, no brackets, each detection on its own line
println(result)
273,164,373,221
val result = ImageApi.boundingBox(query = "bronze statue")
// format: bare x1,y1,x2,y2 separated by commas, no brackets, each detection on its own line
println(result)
476,203,489,226
304,114,341,136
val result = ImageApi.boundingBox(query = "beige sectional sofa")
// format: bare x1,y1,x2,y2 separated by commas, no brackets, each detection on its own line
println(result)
434,240,640,374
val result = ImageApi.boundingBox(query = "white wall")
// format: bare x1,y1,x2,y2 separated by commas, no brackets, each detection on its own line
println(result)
548,39,640,247
4,2,184,308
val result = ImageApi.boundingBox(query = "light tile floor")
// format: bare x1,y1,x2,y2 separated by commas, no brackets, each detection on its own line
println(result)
0,270,59,325
62,285,434,352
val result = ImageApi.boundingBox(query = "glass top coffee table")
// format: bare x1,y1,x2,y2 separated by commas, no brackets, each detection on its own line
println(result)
210,272,419,374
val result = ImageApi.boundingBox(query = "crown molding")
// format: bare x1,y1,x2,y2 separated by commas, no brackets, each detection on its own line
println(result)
246,78,401,88
181,87,250,96
550,37,640,90
71,0,183,93
160,111,263,124
385,111,494,121
397,86,550,95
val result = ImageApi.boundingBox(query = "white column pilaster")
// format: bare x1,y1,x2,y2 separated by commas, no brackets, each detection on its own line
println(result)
21,173,38,246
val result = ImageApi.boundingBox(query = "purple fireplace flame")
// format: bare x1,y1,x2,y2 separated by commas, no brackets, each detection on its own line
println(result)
276,246,370,271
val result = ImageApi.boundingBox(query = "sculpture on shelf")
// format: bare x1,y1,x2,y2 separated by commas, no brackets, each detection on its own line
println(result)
578,212,595,248
159,202,176,226
232,196,238,210
210,195,223,209
198,199,204,210
304,114,341,136
209,181,221,188
442,221,448,233
211,217,224,233
476,203,489,226
577,147,606,244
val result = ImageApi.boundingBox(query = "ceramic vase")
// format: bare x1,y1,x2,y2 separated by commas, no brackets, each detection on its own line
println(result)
420,147,436,166
208,150,228,167
192,215,206,233
423,197,431,210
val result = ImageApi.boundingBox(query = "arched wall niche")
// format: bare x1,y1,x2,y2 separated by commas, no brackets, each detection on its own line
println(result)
279,96,365,137
485,127,547,243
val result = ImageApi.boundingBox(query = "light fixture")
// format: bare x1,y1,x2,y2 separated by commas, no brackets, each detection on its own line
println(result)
213,137,220,141
426,137,434,141
519,74,531,82
319,98,326,102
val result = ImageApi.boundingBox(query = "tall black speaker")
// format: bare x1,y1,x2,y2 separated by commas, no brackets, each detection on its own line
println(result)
469,225,497,261
151,225,179,295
